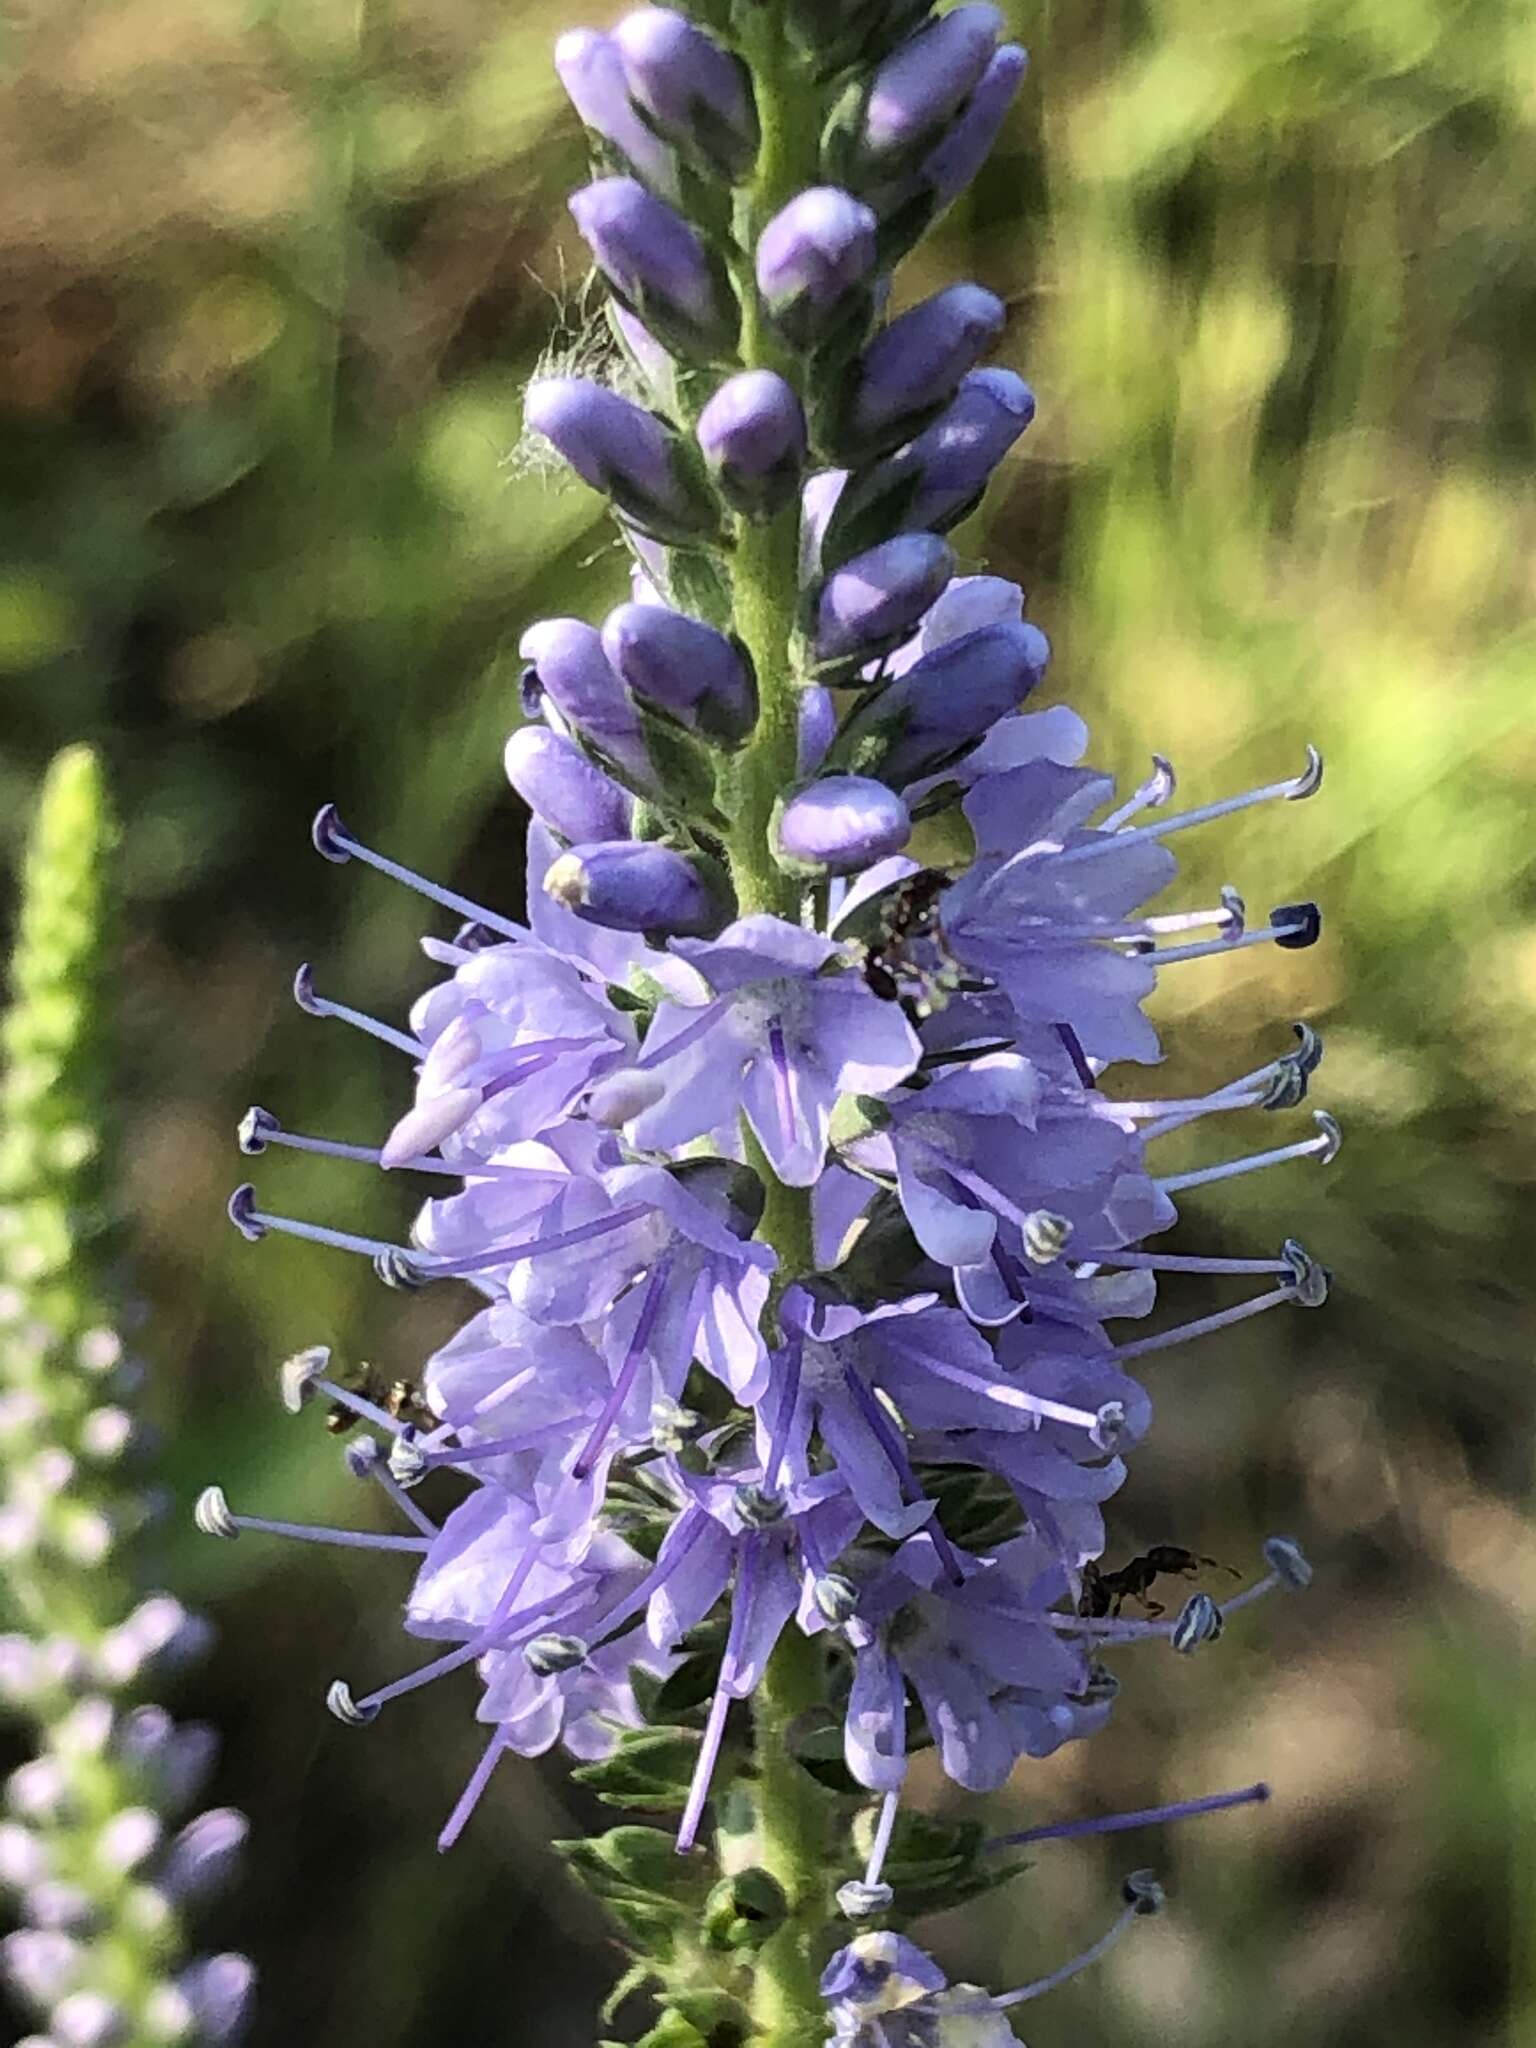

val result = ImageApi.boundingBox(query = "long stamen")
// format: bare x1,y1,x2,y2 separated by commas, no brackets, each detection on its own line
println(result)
342,1544,546,1719
312,804,531,943
1111,1266,1324,1365
864,1789,900,1889
239,1106,536,1180
905,1350,1107,1433
292,964,422,1056
402,1203,653,1282
635,996,732,1071
984,1781,1270,1854
1130,901,1319,967
586,1509,709,1654
842,1371,964,1585
193,1486,428,1553
762,1332,803,1494
420,1418,588,1470
1048,746,1323,871
676,1683,734,1858
572,1257,676,1480
226,1184,404,1260
987,1878,1162,2010
1079,1249,1293,1278
437,1727,515,1853
1042,1565,1285,1641
1098,755,1176,831
767,1018,797,1153
344,1439,439,1538
1155,1111,1340,1194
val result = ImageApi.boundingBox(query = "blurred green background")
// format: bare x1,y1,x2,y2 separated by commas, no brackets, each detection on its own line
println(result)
2,0,1533,2042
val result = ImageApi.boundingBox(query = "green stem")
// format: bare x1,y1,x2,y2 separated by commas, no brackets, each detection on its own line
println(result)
717,11,836,2043
749,1631,835,2048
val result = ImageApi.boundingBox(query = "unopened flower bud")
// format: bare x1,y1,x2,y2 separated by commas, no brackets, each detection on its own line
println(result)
554,29,677,199
545,843,724,938
504,727,633,845
774,777,911,877
519,618,653,786
922,43,1029,209
1,1927,82,2004
756,188,878,349
842,284,1007,454
798,685,837,776
159,1808,249,1903
601,603,757,746
51,1991,126,2048
855,6,1003,167
696,371,807,517
703,1867,788,1951
93,1806,161,1876
612,10,759,180
523,379,718,546
569,177,738,363
176,1954,257,2046
838,619,1048,786
585,1067,667,1128
813,534,955,664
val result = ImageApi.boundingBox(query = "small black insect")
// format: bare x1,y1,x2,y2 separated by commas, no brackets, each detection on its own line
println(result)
1078,1545,1239,1620
857,868,948,1003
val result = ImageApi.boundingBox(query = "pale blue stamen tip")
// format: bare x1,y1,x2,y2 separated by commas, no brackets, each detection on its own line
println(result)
194,1485,239,1540
1170,1592,1224,1654
388,1433,429,1487
837,1880,893,1918
238,1105,278,1155
1281,1239,1330,1306
226,1184,266,1242
326,1680,378,1727
312,803,353,864
1263,1535,1314,1589
279,1346,331,1414
1123,1868,1166,1915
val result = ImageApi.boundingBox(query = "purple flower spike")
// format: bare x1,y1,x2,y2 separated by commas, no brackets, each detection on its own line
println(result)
555,29,678,200
569,177,738,361
523,378,718,546
838,618,1050,787
697,371,808,517
602,602,758,746
859,5,1003,163
847,283,1007,448
923,43,1030,208
613,9,759,181
756,188,878,348
775,777,912,876
504,728,634,846
814,533,956,664
545,842,723,937
519,617,653,787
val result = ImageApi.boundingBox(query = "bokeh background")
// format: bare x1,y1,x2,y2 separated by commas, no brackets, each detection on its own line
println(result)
3,0,1534,2042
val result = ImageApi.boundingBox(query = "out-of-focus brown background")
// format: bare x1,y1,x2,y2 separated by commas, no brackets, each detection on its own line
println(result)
2,1,1533,2042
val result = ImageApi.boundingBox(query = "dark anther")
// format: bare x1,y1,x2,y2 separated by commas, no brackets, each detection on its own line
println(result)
238,1106,278,1156
226,1185,267,1242
1270,901,1321,950
310,803,353,864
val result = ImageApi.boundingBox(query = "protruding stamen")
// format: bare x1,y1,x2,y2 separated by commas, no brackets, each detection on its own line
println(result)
862,1789,900,1894
1099,755,1175,831
1155,1109,1340,1194
193,1487,237,1540
325,1680,379,1727
985,1781,1270,1853
1137,887,1245,942
675,1684,733,1858
1132,901,1320,968
400,1203,653,1286
915,1350,1117,1433
237,1106,277,1155
346,1439,438,1538
437,1727,514,1853
1048,746,1325,872
1281,1239,1330,1306
227,1187,405,1262
238,1106,491,1179
291,965,421,1057
1111,1276,1315,1362
1171,1592,1224,1653
309,804,531,943
983,1876,1159,2011
837,1879,893,1918
524,1633,589,1677
1263,1535,1313,1589
278,1347,330,1414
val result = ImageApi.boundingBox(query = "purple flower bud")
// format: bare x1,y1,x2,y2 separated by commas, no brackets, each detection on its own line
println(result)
610,305,674,406
94,1806,162,1874
824,368,1035,561
860,5,1002,162
756,188,878,348
51,1992,123,2048
159,1809,249,1903
523,379,718,545
813,534,955,664
602,603,757,746
774,777,912,874
554,29,677,198
696,371,807,516
923,43,1029,207
847,284,1006,447
797,685,838,776
504,728,634,844
2,1928,81,2005
613,10,759,180
24,1881,93,1932
519,618,652,786
839,619,1049,785
569,177,738,361
544,842,722,937
176,1955,256,2047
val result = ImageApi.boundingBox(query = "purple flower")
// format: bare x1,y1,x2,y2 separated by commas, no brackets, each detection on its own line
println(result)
524,378,718,545
823,1934,1014,2048
756,188,878,347
622,917,922,1185
813,534,956,665
569,177,738,361
835,617,1050,787
601,601,758,745
696,370,807,517
922,43,1030,209
503,727,633,845
612,9,759,180
774,776,911,876
856,7,1004,164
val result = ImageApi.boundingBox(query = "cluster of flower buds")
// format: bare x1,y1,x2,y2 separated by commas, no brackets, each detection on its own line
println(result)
209,8,1331,2042
0,750,252,2048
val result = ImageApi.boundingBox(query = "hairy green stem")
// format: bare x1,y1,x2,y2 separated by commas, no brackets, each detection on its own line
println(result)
719,10,836,2043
